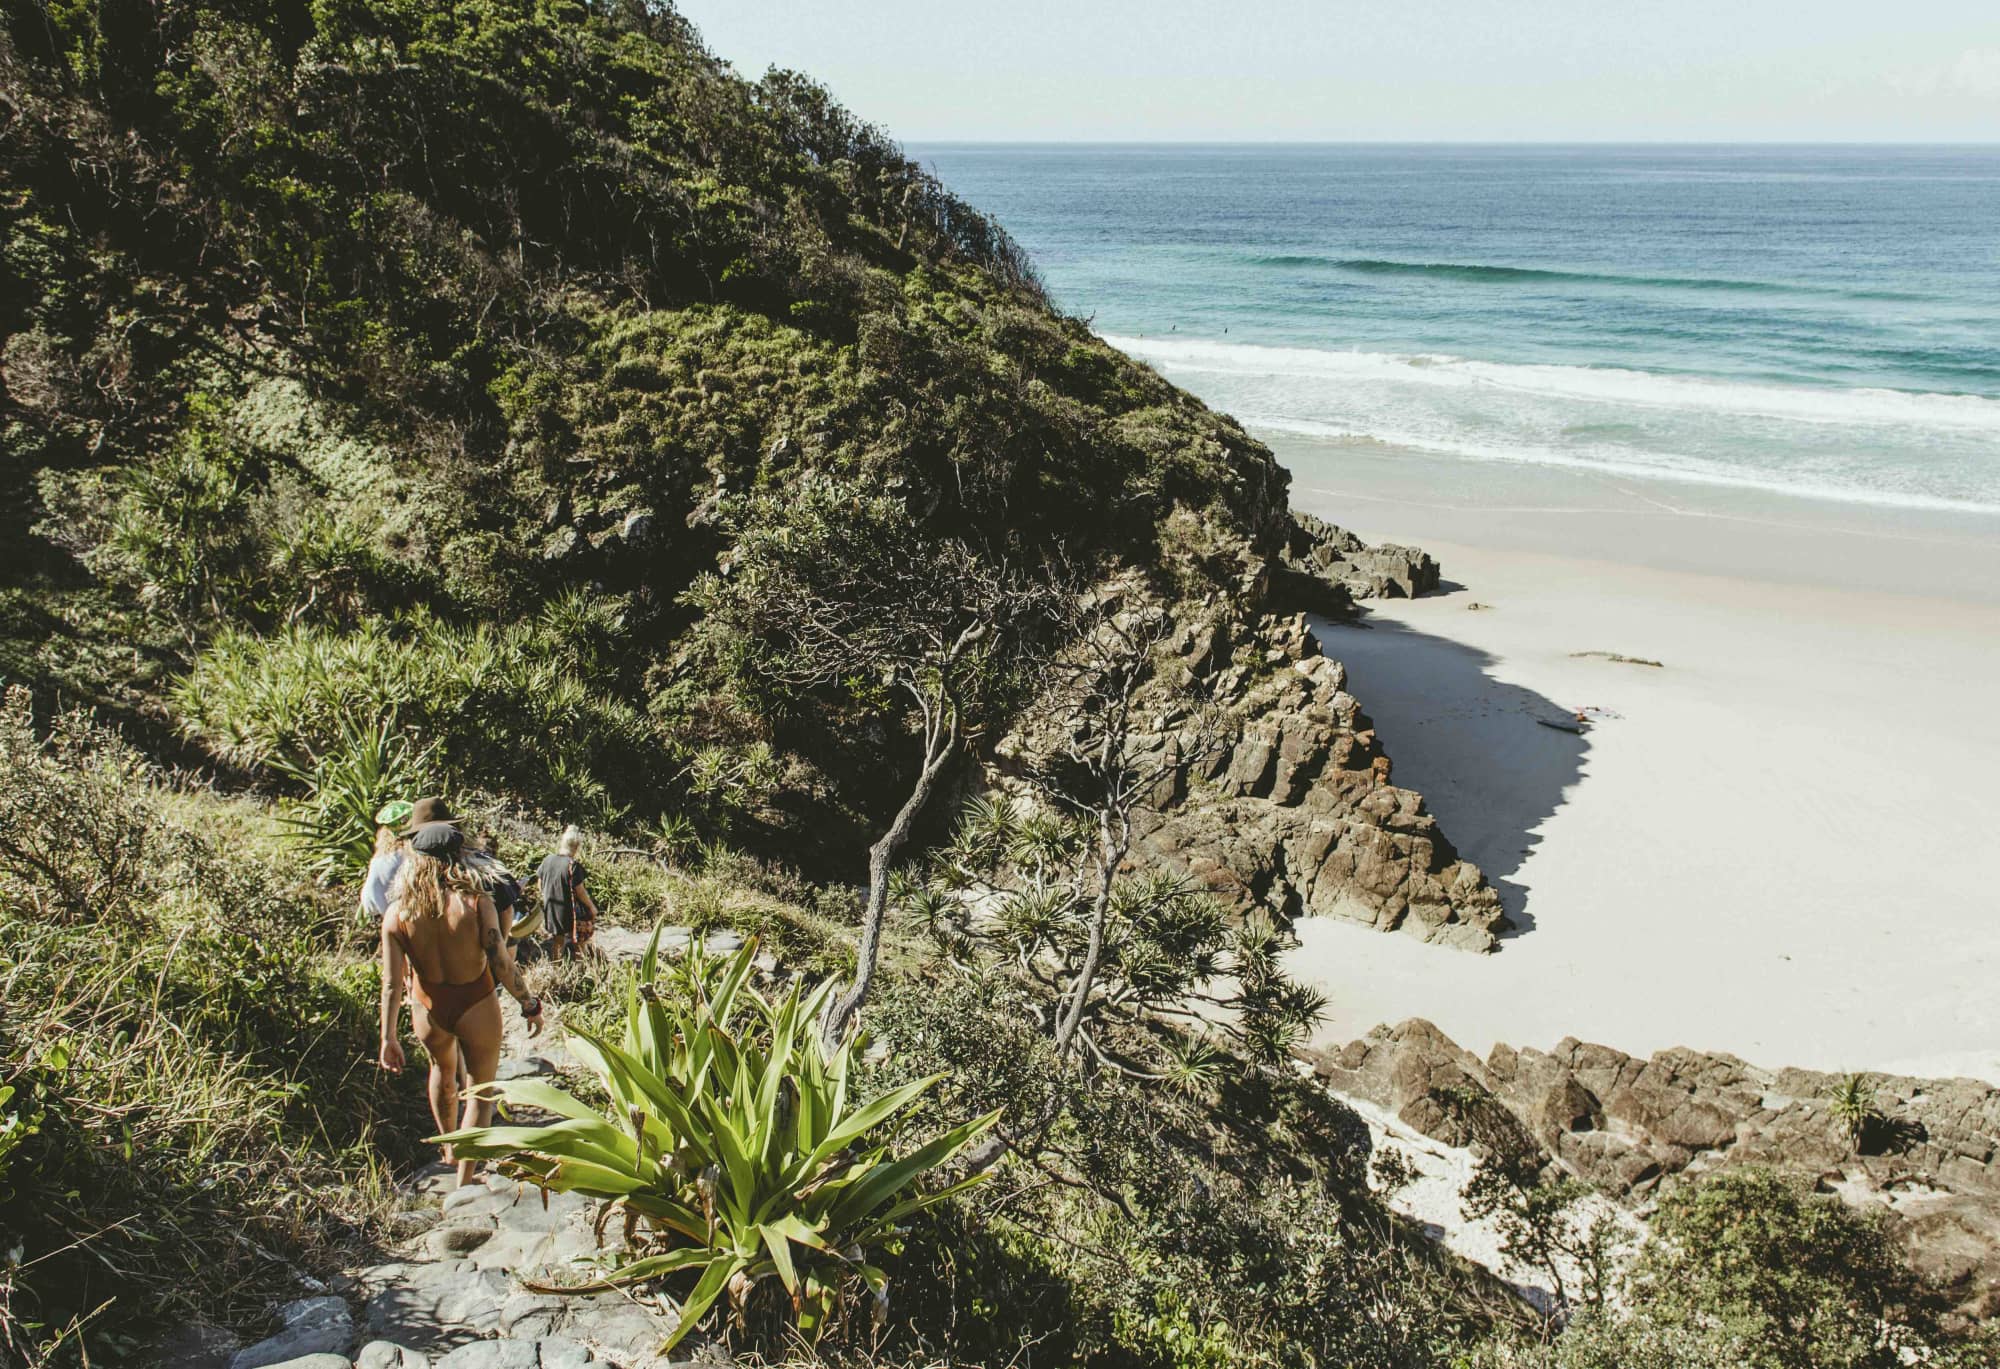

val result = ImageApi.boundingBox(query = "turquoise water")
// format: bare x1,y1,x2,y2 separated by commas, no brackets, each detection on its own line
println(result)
912,144,2000,513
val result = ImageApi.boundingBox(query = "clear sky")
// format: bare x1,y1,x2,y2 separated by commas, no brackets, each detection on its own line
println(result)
671,1,2000,142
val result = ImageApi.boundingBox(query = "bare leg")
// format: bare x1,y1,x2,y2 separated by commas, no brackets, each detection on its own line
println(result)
451,992,505,1188
413,1001,461,1167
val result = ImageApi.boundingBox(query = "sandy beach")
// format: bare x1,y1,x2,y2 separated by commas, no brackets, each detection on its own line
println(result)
1273,433,2000,1084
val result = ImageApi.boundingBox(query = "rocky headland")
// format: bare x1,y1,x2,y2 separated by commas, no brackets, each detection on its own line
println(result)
1279,510,1442,605
1126,604,1504,950
994,513,1507,951
1313,1019,2000,1322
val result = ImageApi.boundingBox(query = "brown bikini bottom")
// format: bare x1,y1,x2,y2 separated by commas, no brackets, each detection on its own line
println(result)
412,966,495,1033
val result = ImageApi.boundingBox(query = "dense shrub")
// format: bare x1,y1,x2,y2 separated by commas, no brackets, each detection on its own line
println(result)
2,0,1291,858
274,712,437,881
912,799,1328,1069
1564,1169,1973,1368
176,611,663,825
1475,1166,1997,1369
858,976,1503,1368
0,687,160,925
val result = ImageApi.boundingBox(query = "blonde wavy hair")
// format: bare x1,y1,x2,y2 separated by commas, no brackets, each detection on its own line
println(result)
392,848,483,923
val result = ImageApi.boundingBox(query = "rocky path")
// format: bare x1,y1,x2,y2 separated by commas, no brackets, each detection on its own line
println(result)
181,928,743,1369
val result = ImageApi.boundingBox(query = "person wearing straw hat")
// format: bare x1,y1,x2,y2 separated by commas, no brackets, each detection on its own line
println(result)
377,807,543,1187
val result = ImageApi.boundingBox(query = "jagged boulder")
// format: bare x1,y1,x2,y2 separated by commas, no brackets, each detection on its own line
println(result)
1133,611,1503,950
1280,512,1441,604
998,590,1506,950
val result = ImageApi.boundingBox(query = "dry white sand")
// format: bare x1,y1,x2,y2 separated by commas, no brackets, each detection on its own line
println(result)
1269,434,2000,1085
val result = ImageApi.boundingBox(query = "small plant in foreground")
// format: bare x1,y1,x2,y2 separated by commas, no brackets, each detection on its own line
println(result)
441,933,998,1352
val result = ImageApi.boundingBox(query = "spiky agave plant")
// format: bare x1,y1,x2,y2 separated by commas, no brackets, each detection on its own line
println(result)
272,712,431,881
439,933,998,1351
1824,1072,1881,1150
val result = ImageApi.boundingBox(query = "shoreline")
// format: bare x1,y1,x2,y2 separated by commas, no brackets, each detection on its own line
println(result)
1278,432,2000,606
1269,432,2000,1085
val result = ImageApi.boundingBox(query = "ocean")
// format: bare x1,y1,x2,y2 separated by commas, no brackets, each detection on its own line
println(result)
911,144,2000,514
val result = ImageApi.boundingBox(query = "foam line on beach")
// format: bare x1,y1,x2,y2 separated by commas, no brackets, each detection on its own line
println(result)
1105,333,2000,516
1109,335,2000,432
1256,419,2000,516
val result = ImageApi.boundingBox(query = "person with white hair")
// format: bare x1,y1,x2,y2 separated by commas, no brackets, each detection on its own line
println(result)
534,825,600,960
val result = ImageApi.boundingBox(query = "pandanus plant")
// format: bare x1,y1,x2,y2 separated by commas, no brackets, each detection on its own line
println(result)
438,932,997,1351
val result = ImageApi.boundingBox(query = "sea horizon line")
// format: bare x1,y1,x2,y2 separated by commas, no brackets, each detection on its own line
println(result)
905,138,2000,149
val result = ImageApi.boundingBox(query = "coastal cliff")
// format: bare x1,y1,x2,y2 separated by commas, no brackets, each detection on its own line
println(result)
1126,601,1504,950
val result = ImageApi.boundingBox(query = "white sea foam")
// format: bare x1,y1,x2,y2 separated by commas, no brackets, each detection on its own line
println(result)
1107,335,2000,432
1105,334,2000,514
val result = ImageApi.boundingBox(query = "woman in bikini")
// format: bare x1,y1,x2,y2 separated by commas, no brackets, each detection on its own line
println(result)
376,819,543,1187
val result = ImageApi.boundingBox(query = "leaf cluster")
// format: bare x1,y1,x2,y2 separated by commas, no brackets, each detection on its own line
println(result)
906,798,1326,1069
443,934,998,1353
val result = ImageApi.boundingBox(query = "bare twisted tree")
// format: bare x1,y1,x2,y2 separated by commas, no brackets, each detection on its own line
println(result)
688,475,1058,1043
1019,587,1229,1061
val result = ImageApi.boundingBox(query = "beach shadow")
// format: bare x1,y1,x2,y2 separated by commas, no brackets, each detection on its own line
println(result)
1308,612,1589,940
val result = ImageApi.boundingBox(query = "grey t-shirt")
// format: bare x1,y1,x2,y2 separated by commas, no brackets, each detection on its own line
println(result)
536,853,585,914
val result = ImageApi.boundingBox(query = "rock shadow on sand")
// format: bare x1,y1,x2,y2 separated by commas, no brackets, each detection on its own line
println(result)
1308,609,1587,939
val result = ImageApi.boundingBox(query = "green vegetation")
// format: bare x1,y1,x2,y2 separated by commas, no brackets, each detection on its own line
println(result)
1483,1168,1996,1369
2,0,1282,856
857,974,1505,1368
689,475,1063,1040
0,688,428,1363
272,712,434,881
1434,1084,1625,1323
1824,1073,1884,1152
911,797,1327,1067
446,935,996,1351
4,2,1991,1366
3,679,1990,1367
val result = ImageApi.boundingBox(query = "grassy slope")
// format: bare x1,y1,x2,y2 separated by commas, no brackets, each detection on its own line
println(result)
1,0,1290,850
0,689,433,1362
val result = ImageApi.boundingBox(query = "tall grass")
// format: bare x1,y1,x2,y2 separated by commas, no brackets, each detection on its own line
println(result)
174,616,659,826
0,688,427,1365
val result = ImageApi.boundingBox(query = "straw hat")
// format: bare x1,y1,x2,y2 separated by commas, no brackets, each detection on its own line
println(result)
508,902,545,941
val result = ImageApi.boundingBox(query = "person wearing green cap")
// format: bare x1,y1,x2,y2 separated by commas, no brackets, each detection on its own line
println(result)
360,799,414,920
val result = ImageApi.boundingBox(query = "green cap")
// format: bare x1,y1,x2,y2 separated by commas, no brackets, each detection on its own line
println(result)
374,799,414,828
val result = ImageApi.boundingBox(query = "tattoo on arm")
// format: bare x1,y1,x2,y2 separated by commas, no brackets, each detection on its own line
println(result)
482,925,530,1000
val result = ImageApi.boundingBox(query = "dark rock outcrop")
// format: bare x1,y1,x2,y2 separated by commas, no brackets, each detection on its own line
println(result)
1132,613,1503,949
1313,1019,2000,1318
1280,512,1441,605
998,575,1507,950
